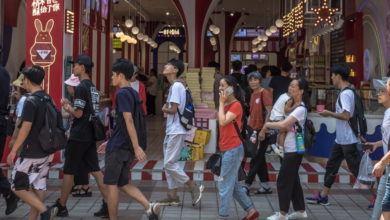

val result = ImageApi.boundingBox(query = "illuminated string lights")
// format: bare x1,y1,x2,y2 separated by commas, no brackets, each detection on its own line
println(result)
312,0,339,26
282,1,304,37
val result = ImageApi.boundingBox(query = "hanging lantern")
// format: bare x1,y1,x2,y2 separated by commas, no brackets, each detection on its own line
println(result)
125,19,133,28
210,37,217,46
143,36,149,42
252,38,259,45
265,29,272,36
136,33,144,40
126,37,132,44
270,26,278,33
257,45,263,50
252,48,257,53
131,26,140,35
209,24,216,32
212,26,220,35
263,36,268,41
120,36,127,42
275,19,284,28
261,41,267,47
115,31,124,38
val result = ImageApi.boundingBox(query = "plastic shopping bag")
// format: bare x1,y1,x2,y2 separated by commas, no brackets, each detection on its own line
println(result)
353,152,376,189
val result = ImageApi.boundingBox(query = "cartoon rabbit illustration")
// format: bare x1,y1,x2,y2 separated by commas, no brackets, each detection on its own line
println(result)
30,19,57,67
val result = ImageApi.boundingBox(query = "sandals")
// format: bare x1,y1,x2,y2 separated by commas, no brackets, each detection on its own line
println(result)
71,186,92,197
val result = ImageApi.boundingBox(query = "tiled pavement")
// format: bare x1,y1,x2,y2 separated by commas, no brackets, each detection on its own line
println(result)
0,180,374,220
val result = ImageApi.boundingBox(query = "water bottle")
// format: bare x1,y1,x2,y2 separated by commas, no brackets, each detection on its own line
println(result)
295,132,305,154
250,131,257,144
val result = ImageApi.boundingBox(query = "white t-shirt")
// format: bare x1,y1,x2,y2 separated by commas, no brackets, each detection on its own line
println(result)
284,105,306,153
335,89,358,145
130,80,140,93
270,93,290,121
16,96,27,118
166,82,187,135
381,108,390,154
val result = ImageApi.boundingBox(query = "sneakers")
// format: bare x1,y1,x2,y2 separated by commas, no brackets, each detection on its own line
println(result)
40,206,58,220
306,192,329,205
93,200,109,218
191,184,204,206
254,186,272,195
271,144,284,158
267,212,288,220
146,202,161,220
157,194,181,206
52,199,69,217
5,191,19,215
367,195,376,209
288,211,308,219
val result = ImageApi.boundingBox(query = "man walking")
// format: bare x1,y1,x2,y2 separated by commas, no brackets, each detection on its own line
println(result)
98,58,160,220
7,66,58,220
159,59,204,206
53,55,108,217
306,64,361,205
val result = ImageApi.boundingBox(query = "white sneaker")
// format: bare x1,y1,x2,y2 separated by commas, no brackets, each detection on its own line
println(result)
267,212,288,220
288,211,308,219
271,144,284,158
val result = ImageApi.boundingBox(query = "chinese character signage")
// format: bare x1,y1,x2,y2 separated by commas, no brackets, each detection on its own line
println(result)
26,0,64,106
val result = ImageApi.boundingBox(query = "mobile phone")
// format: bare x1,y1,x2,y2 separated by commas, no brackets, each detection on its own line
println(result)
224,86,234,96
362,144,373,151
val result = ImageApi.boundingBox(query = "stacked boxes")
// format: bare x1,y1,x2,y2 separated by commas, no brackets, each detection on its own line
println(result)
200,67,216,109
185,68,202,105
182,128,211,161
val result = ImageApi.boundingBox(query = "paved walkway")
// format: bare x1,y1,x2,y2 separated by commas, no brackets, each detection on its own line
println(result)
0,180,373,220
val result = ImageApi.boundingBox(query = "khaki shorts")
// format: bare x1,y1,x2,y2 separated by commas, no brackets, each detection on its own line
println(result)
11,155,53,191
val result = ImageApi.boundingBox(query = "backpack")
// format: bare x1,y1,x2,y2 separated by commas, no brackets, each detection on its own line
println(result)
30,93,67,154
123,87,147,150
173,81,195,130
295,105,316,150
337,87,367,137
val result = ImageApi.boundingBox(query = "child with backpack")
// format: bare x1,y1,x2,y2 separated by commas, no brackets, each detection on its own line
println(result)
158,59,204,207
7,66,58,220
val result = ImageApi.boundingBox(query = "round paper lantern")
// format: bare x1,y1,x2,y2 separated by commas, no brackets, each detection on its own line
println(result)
209,25,216,32
261,41,267,47
252,38,259,45
252,48,257,53
131,26,140,35
263,36,268,41
125,19,133,28
115,31,123,38
143,36,149,42
212,27,220,35
265,29,272,36
257,45,263,50
136,33,144,40
270,26,278,33
120,36,126,42
275,19,284,28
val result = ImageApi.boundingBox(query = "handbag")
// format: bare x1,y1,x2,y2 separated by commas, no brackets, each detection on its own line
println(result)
84,84,105,141
206,153,222,176
233,120,258,158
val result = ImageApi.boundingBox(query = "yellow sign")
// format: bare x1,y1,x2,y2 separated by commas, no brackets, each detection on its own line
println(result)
283,1,304,37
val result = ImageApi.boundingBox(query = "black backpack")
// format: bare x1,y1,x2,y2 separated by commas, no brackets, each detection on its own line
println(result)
173,81,195,130
295,105,316,150
337,87,367,137
123,87,147,150
30,93,67,154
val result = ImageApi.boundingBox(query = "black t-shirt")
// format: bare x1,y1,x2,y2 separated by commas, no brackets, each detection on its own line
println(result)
0,67,10,114
20,91,51,158
106,87,136,153
69,79,100,142
269,75,292,103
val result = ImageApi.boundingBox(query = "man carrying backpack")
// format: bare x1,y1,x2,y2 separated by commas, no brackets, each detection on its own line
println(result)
158,59,204,206
53,55,108,217
97,59,160,220
7,66,58,220
306,64,363,205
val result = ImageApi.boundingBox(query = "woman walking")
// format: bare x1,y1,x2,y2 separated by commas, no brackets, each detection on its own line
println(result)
217,76,260,220
259,78,310,220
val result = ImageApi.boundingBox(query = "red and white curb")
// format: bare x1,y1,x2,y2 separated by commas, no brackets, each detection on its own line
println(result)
0,160,356,184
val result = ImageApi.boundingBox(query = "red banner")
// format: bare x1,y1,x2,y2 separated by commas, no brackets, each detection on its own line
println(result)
26,0,64,106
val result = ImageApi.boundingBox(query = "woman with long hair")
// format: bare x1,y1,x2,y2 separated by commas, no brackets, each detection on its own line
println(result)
217,75,260,220
259,78,310,220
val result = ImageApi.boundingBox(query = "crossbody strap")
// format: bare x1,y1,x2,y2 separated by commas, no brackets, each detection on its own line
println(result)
232,120,245,142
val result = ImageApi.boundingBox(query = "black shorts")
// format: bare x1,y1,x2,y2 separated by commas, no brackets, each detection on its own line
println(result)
63,140,100,175
103,149,133,187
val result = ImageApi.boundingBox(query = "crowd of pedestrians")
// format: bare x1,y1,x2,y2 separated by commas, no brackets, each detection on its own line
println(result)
1,56,390,220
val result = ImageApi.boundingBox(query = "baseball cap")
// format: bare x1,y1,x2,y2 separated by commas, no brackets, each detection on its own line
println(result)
373,77,389,90
64,74,80,87
12,73,24,87
167,59,184,76
69,54,94,68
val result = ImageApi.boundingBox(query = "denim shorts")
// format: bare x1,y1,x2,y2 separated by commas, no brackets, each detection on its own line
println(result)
382,176,390,212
